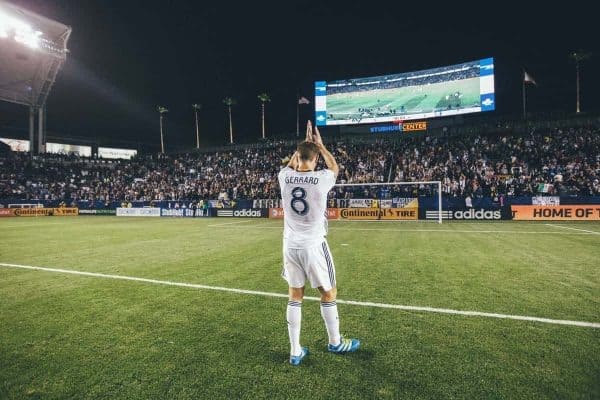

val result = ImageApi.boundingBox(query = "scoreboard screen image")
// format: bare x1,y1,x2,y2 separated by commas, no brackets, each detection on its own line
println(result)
315,58,495,126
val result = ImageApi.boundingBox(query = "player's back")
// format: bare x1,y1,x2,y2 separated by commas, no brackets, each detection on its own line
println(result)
278,167,336,249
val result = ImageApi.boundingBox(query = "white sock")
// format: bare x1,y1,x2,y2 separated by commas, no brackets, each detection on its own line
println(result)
286,301,302,356
320,301,340,345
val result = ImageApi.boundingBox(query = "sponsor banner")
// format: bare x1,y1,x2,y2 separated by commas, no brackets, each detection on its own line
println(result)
347,198,415,208
379,199,393,209
216,209,234,217
326,208,340,219
98,147,137,160
425,210,452,220
269,208,284,219
268,208,339,219
348,199,373,208
394,198,419,208
511,205,600,221
78,209,117,215
216,208,268,218
402,121,427,132
425,209,503,220
3,207,79,217
160,208,211,217
532,196,560,206
339,207,418,220
116,207,161,217
0,208,16,217
366,121,431,133
13,208,53,217
53,207,78,216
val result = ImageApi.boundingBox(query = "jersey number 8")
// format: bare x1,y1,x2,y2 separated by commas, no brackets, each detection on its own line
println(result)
290,187,309,216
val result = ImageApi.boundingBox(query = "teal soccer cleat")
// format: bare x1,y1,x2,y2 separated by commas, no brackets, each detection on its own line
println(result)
289,347,309,366
328,337,360,354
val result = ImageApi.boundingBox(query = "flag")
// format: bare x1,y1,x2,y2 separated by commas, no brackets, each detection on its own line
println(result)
523,71,537,85
298,96,310,105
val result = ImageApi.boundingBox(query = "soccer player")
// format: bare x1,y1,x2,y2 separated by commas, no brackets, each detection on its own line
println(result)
278,121,360,366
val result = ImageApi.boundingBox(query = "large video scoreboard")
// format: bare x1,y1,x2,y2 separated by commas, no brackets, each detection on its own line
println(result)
315,58,495,126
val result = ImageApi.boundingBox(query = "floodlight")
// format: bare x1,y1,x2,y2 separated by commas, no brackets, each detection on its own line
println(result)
0,1,71,156
0,8,42,49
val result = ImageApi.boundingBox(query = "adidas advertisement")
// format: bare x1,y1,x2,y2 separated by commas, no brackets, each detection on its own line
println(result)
216,208,268,218
425,208,503,220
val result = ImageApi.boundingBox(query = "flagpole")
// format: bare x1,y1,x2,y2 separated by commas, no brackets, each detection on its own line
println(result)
522,79,526,120
296,99,300,137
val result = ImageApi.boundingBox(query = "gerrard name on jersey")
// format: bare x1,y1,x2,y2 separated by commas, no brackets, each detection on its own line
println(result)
284,176,320,185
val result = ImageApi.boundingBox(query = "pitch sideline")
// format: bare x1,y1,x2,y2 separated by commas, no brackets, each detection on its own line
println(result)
1,262,598,329
544,223,600,235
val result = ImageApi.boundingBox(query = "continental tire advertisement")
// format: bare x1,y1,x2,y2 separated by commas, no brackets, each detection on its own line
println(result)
12,208,54,217
53,208,79,216
268,207,417,220
3,207,79,217
339,207,418,220
511,205,600,221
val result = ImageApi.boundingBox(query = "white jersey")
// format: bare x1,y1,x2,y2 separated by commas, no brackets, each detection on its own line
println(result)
278,167,336,249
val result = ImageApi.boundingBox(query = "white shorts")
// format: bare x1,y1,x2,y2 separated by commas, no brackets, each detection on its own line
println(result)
281,240,336,291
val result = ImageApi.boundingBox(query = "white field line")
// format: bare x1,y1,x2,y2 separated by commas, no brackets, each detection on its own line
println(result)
545,223,600,235
1,262,598,329
207,220,255,227
209,224,596,235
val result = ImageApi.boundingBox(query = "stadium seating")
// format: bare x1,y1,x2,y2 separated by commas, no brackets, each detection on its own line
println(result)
1,125,598,204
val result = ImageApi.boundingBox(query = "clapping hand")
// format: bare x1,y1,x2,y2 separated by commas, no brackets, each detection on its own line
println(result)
305,120,313,142
312,124,323,146
305,120,323,147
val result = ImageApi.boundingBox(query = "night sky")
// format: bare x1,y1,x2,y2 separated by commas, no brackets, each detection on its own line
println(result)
1,1,598,148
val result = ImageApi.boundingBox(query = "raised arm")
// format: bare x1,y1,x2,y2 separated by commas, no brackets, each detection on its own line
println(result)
312,124,339,178
287,122,315,169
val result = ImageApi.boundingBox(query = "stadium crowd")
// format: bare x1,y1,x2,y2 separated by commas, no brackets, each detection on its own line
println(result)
1,125,599,204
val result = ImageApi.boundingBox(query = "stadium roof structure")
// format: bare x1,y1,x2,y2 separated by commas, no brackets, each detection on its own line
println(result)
0,1,71,107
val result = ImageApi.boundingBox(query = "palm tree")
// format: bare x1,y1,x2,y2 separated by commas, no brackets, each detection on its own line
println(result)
257,93,271,139
223,97,236,144
569,50,591,113
192,103,201,149
157,106,168,153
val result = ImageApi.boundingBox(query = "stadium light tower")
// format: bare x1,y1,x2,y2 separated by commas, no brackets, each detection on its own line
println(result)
257,93,270,140
0,2,71,157
569,50,591,113
192,103,201,149
157,106,168,153
223,97,236,144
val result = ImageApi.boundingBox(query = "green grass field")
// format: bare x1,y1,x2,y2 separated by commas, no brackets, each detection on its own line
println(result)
326,77,480,120
1,217,599,399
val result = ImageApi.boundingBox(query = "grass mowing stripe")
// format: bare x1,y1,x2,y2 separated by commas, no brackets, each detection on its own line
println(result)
2,261,599,329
